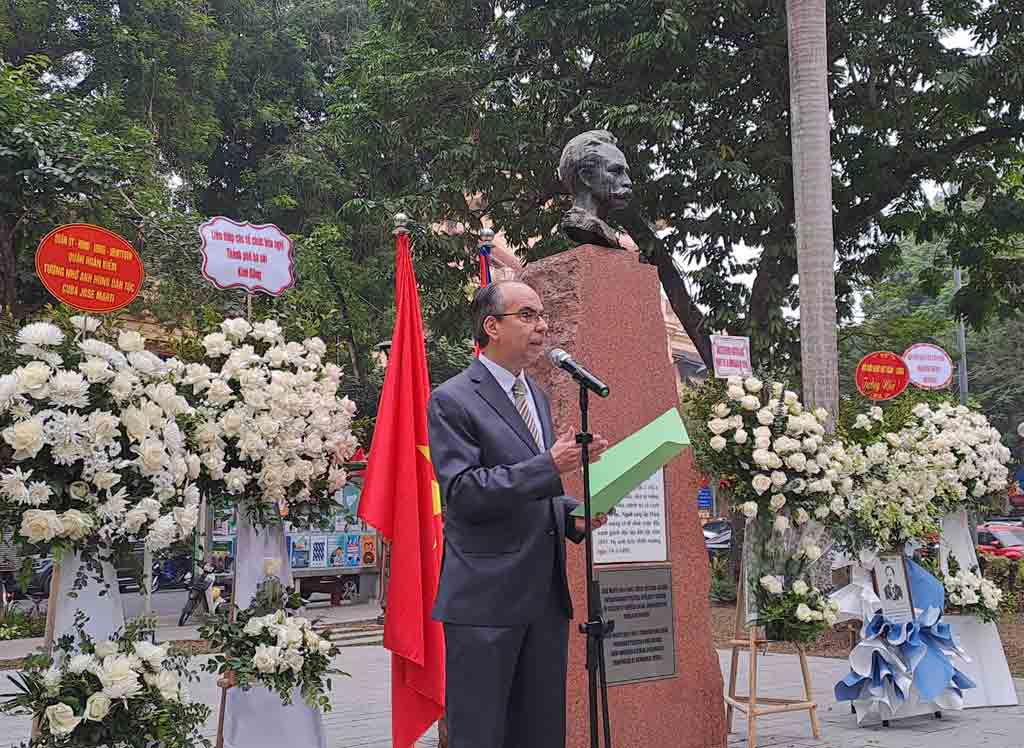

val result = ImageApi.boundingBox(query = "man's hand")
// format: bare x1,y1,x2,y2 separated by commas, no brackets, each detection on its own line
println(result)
574,512,611,534
549,429,610,476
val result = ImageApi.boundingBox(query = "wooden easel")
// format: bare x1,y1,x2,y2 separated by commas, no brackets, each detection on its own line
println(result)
723,564,820,747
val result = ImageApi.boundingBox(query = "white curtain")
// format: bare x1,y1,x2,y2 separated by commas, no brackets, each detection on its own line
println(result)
51,551,125,647
223,512,326,748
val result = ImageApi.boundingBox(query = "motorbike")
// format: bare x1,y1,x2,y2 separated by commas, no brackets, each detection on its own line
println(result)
177,564,223,626
150,555,192,593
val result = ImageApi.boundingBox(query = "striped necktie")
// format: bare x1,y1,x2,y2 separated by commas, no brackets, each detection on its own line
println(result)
512,379,543,449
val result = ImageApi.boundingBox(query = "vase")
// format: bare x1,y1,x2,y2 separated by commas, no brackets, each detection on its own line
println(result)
222,513,327,748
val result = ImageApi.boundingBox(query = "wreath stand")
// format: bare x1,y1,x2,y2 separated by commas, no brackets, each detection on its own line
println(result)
723,563,821,747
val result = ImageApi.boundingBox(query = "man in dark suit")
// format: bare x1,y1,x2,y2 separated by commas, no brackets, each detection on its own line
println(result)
428,280,609,748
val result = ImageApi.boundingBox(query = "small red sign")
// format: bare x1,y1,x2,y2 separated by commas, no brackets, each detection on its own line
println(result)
855,351,910,401
35,224,144,312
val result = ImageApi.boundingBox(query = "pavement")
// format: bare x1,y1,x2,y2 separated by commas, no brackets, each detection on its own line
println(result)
2,604,1021,747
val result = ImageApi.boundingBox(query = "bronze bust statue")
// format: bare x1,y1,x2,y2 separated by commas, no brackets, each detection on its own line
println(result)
557,130,634,248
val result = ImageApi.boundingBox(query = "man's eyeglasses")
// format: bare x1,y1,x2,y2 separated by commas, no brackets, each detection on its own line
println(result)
490,308,546,324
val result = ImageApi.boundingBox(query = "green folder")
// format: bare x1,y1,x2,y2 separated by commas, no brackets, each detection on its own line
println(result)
570,407,690,517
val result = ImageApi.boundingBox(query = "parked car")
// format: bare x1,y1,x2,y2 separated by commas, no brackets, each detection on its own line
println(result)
977,524,1024,562
706,528,731,559
702,519,731,540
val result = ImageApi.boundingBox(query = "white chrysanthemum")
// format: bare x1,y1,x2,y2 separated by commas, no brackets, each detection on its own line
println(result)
79,357,115,383
78,339,128,368
48,370,90,408
17,322,64,347
70,315,102,333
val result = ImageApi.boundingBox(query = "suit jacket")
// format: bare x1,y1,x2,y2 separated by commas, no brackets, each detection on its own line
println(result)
428,358,584,626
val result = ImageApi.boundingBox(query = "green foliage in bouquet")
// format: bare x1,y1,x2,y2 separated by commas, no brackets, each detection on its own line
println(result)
752,573,840,644
0,614,210,748
199,575,346,712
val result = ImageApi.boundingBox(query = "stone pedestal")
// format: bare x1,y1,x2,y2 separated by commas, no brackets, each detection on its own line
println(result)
522,245,727,748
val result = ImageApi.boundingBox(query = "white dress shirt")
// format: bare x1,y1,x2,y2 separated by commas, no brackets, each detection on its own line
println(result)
479,354,546,449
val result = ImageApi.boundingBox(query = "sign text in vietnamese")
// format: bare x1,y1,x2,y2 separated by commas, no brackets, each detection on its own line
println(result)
598,566,677,685
593,469,668,564
855,351,910,401
711,335,753,378
198,217,294,296
35,224,144,312
903,343,953,390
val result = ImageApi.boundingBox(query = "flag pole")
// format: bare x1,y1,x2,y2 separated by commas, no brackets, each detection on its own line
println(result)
473,227,494,358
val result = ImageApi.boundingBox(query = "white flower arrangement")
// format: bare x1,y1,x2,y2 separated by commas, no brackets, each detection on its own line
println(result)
754,573,839,642
835,401,1011,556
184,318,359,528
942,563,1004,624
0,619,209,747
0,317,202,564
200,594,342,711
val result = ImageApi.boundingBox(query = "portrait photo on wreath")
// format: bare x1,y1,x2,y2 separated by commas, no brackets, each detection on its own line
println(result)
872,554,915,623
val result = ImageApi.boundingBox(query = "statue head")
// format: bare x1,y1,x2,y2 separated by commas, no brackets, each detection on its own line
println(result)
558,130,633,217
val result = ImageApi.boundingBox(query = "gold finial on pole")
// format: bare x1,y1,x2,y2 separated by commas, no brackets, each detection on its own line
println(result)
393,213,410,235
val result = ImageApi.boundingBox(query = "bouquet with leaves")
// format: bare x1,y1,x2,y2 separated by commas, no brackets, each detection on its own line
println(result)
0,615,210,747
199,569,344,711
835,400,1011,556
752,573,840,644
918,554,1006,625
180,317,359,529
0,313,202,583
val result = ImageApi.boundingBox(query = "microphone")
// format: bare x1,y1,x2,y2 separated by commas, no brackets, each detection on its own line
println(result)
547,348,610,397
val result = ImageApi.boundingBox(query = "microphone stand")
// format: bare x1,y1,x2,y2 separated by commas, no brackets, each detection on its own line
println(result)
576,381,614,748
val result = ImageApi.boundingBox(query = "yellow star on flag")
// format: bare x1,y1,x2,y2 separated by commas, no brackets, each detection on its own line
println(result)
417,445,442,516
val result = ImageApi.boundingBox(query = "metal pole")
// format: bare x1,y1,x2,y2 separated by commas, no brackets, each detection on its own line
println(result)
953,267,968,405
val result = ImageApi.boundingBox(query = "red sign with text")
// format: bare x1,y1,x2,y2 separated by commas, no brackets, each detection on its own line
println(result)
35,224,144,312
855,351,910,401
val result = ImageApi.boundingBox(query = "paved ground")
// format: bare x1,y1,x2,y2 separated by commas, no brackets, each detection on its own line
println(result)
3,603,1021,747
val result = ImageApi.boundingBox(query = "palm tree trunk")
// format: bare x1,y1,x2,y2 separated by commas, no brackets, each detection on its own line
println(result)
786,0,839,422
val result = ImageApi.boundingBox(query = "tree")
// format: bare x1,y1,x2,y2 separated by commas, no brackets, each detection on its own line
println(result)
330,0,1024,376
786,0,839,417
0,57,168,313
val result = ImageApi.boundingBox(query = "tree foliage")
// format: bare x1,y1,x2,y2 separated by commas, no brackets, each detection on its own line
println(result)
331,0,1024,372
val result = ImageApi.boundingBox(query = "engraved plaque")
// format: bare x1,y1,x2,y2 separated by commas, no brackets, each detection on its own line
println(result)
598,566,676,685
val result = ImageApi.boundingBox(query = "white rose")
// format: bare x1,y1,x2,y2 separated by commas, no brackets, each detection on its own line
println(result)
317,639,333,655
94,471,121,491
792,580,809,595
785,452,807,472
138,439,165,473
253,644,281,674
20,509,64,543
17,361,51,398
751,474,772,495
153,669,179,701
770,471,787,488
94,641,118,658
802,544,823,562
122,406,150,442
220,318,253,341
794,508,810,525
756,408,774,426
759,575,783,595
60,509,94,540
45,703,81,736
773,515,790,533
740,395,760,411
84,693,112,722
744,377,763,393
123,509,149,534
784,391,798,406
795,603,814,622
769,494,787,511
68,654,95,674
709,435,727,452
282,650,305,674
727,385,744,401
752,449,772,468
707,418,730,435
733,429,748,444
117,330,146,352
713,403,730,418
133,641,167,668
829,496,846,515
3,418,45,458
741,501,758,518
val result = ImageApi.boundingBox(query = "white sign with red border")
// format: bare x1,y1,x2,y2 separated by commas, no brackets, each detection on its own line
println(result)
711,334,753,378
902,343,953,390
198,217,294,296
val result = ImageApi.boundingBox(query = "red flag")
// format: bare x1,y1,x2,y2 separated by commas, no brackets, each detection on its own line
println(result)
473,240,492,358
358,230,445,747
